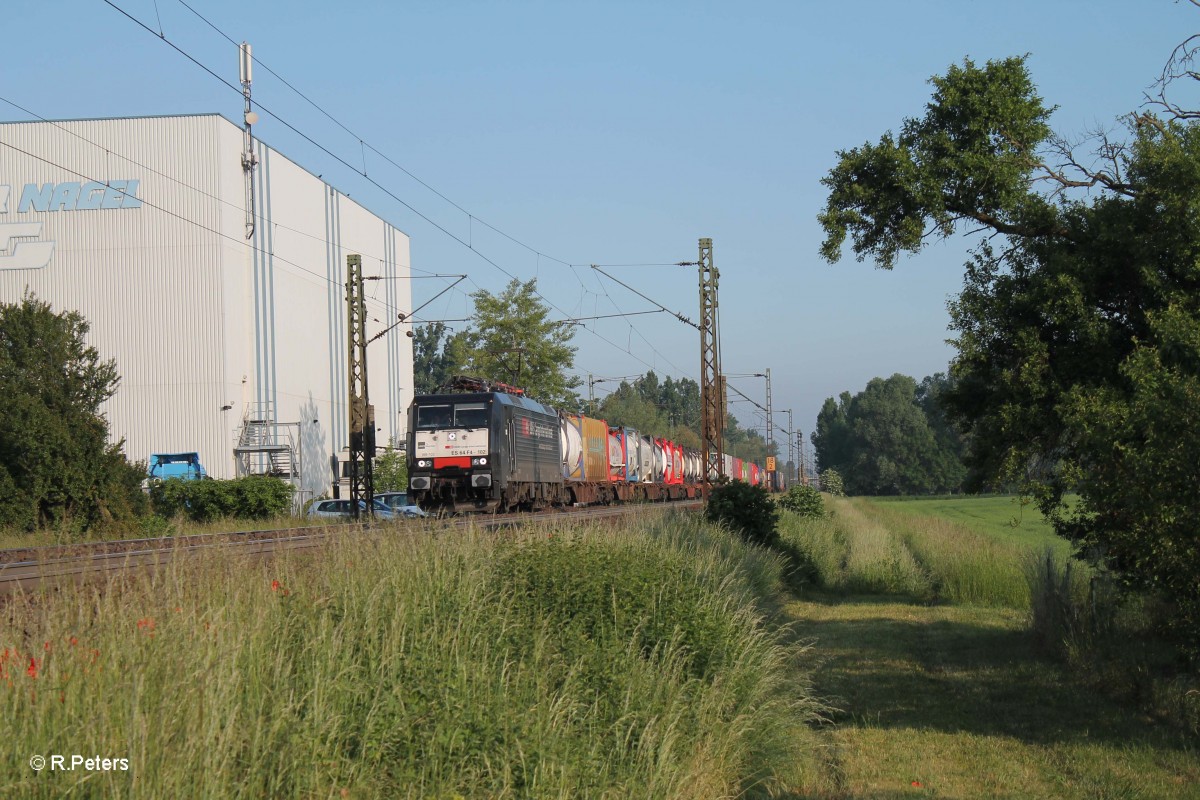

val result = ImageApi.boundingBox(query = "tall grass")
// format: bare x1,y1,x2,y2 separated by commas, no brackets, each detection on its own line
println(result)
780,494,1200,737
779,497,1039,608
0,510,822,798
777,499,929,600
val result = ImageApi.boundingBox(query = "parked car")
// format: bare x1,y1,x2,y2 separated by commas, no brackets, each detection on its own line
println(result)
373,491,428,518
306,498,398,520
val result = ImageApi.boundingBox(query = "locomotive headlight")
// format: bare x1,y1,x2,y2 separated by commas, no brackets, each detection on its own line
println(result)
472,456,488,466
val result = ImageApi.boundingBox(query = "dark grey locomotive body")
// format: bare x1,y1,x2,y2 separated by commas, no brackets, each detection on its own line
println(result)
407,391,566,512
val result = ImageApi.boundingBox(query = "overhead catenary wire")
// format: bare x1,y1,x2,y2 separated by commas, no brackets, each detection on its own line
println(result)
590,266,697,329
100,0,710,384
0,94,443,284
170,0,574,271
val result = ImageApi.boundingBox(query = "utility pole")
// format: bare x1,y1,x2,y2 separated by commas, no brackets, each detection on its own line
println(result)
698,237,723,495
764,367,773,467
787,408,794,488
797,430,806,486
346,254,375,519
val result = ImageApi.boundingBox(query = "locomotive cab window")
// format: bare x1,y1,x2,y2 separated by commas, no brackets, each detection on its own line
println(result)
416,405,452,429
454,403,488,429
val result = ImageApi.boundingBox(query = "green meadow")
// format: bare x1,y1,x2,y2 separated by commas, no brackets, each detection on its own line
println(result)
780,495,1199,799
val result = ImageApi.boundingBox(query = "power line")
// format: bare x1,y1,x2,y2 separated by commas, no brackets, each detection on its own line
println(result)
170,0,576,271
0,138,447,318
0,95,449,282
590,265,697,329
100,0,706,383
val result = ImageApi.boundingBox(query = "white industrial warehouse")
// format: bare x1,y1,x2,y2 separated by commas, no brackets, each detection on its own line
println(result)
0,114,415,502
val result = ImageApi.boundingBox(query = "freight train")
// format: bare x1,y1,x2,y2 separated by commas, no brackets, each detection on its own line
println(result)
406,377,770,513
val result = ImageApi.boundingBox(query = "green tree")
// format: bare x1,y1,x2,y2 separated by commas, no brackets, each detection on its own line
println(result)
812,393,853,475
373,441,409,492
818,49,1200,649
811,375,965,495
0,293,147,532
411,322,467,395
457,279,581,408
596,380,667,433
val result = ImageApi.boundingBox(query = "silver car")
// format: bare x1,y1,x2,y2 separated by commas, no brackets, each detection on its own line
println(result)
373,491,428,518
306,498,398,520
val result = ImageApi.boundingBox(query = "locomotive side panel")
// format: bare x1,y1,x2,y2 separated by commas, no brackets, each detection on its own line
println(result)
505,403,562,485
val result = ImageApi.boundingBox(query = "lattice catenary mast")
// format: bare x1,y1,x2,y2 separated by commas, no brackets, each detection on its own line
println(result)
698,237,724,496
346,254,375,518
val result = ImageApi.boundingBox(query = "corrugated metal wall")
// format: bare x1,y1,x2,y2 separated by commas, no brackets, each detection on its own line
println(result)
0,114,413,495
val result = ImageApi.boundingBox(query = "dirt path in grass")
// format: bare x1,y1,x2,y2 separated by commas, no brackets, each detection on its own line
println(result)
783,596,1200,799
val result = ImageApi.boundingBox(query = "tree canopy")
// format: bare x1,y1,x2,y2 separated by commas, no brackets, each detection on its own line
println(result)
819,47,1200,648
812,373,966,495
595,372,771,463
411,321,460,396
0,293,146,531
412,279,581,408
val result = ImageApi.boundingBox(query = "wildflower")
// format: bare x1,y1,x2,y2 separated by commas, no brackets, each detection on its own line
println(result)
271,580,281,593
69,637,78,647
137,618,156,632
174,607,182,613
44,642,51,652
912,781,923,788
26,658,38,679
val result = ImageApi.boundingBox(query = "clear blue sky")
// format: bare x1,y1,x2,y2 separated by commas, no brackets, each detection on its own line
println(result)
5,1,1189,451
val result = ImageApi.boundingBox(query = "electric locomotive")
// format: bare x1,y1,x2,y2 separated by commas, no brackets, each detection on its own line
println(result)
406,377,566,513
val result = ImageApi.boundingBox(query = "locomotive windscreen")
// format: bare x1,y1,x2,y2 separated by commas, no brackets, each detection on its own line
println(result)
415,401,489,430
454,403,488,428
416,404,452,429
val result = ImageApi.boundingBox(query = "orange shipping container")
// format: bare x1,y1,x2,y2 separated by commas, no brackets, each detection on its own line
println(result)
578,415,611,482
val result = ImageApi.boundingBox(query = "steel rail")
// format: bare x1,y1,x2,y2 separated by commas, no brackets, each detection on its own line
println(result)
0,502,700,598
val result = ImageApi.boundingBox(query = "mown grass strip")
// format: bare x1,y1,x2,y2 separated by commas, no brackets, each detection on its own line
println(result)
779,497,1199,798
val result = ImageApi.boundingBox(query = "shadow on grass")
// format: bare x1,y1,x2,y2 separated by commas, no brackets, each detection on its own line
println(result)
791,597,1197,753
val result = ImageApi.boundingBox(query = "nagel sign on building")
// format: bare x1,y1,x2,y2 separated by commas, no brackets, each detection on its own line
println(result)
0,179,143,271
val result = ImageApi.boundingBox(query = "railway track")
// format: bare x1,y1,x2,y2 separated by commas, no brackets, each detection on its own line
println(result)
0,501,701,597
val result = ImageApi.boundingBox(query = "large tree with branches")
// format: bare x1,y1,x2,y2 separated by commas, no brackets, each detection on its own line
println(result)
819,32,1200,653
455,278,581,409
0,294,147,532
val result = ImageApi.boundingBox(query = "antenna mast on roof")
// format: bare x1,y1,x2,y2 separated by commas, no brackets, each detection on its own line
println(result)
240,42,259,239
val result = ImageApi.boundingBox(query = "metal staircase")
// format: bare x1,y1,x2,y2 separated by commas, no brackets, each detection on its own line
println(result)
234,403,297,479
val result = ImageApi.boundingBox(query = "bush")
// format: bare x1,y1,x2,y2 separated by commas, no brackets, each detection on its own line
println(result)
820,468,845,496
149,476,294,523
374,440,408,492
706,481,779,547
779,484,825,518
